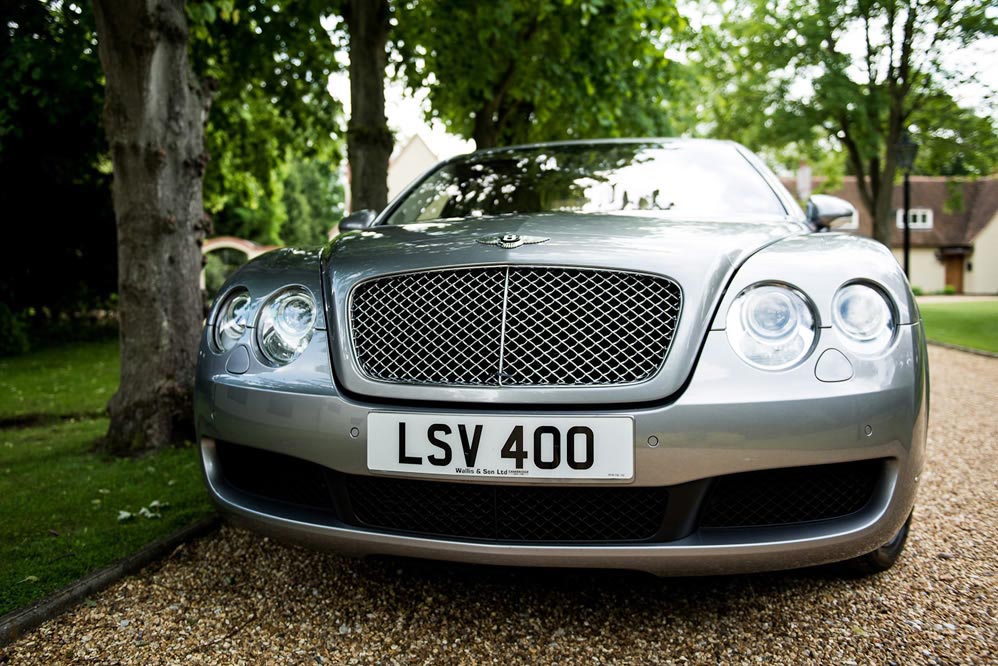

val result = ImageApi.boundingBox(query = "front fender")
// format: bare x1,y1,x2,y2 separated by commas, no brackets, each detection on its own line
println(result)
710,232,916,330
206,247,328,332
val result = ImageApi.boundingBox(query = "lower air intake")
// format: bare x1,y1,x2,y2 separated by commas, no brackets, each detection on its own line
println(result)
343,474,670,542
698,460,882,528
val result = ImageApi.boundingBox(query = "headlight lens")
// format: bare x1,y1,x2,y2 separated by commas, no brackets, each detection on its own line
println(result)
214,290,251,352
257,287,317,365
832,284,894,353
726,284,816,370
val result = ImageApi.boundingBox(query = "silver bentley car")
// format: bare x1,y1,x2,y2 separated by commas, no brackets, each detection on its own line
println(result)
196,139,927,576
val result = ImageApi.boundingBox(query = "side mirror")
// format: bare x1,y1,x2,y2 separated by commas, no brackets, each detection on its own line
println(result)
806,194,856,230
338,209,378,232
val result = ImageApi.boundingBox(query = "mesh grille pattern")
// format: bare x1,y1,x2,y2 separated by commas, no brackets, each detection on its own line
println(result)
350,268,506,385
699,460,882,528
345,475,669,542
350,266,681,387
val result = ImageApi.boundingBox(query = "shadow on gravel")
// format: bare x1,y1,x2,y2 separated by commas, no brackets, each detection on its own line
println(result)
337,551,864,612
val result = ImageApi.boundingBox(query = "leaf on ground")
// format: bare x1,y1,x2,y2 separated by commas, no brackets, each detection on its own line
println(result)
117,510,133,522
19,575,39,584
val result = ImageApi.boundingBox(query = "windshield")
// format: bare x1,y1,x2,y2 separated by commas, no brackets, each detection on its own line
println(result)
385,141,787,225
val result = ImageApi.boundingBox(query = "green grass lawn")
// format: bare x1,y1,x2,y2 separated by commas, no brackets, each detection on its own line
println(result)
0,342,212,616
919,301,998,354
0,340,119,422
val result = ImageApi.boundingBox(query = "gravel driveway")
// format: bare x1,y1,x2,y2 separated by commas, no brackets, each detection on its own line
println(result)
3,346,995,664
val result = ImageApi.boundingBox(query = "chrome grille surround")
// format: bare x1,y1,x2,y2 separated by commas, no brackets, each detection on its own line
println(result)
349,265,682,387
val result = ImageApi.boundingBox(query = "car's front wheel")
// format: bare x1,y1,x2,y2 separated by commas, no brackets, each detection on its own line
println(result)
843,511,913,576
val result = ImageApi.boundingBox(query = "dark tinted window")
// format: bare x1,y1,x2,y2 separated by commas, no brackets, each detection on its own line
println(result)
386,142,786,225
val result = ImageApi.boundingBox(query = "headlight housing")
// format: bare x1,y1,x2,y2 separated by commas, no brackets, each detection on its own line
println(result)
832,283,895,354
213,289,251,352
726,284,816,370
256,287,317,365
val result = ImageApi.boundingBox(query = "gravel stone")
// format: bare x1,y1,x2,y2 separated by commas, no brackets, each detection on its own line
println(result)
3,346,995,664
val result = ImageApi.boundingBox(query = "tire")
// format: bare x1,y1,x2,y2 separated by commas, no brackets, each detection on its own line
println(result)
843,511,913,576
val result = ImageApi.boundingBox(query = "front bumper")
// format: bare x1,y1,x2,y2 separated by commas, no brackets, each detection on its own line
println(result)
195,324,928,576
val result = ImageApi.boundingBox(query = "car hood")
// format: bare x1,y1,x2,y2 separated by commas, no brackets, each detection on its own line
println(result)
323,213,806,404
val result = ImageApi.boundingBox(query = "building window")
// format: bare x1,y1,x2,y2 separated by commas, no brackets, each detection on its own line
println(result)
895,208,933,230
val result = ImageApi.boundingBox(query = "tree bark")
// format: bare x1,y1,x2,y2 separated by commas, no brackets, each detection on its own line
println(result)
92,0,209,454
839,103,904,247
841,142,898,247
346,0,392,212
473,109,500,150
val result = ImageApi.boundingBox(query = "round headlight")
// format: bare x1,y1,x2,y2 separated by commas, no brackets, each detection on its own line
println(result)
214,290,251,352
727,284,816,370
832,284,895,353
257,287,317,365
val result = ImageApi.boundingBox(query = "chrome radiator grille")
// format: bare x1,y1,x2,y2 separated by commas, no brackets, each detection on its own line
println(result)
349,266,682,387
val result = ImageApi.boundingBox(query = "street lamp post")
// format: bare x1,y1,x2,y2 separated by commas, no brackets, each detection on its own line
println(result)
894,132,919,279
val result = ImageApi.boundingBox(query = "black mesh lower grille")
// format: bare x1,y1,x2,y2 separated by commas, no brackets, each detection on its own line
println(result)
343,474,669,542
215,441,334,510
213,442,886,541
698,460,882,528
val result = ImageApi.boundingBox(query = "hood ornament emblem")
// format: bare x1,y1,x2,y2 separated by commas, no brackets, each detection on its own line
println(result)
477,233,549,249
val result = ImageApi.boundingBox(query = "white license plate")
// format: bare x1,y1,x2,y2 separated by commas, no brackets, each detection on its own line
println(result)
367,413,634,480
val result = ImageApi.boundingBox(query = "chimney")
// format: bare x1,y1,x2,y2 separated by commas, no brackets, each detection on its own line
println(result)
796,160,812,201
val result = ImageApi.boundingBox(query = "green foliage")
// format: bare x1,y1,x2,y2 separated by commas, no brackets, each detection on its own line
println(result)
203,249,250,299
943,180,965,215
0,1,117,312
2,0,347,315
911,286,924,296
19,300,120,349
187,1,346,244
687,0,998,183
0,304,30,357
396,0,685,147
280,158,345,246
910,92,998,177
920,301,998,353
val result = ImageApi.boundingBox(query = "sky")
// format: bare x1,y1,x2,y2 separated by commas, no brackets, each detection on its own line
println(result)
328,72,473,162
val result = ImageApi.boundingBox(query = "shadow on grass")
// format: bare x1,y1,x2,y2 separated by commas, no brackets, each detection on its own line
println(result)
0,410,106,430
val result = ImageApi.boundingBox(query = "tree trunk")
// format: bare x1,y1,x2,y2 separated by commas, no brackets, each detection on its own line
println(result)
839,119,902,247
870,115,904,246
852,163,897,247
473,110,499,150
346,0,392,212
92,0,209,455
870,167,897,246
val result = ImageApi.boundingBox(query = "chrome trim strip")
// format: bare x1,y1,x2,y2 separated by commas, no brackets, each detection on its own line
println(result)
497,266,511,383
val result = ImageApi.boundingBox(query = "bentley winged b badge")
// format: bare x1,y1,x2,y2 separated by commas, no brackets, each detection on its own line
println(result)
476,233,550,249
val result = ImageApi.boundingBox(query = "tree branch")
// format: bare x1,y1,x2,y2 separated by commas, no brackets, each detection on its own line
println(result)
837,114,874,212
897,0,918,99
